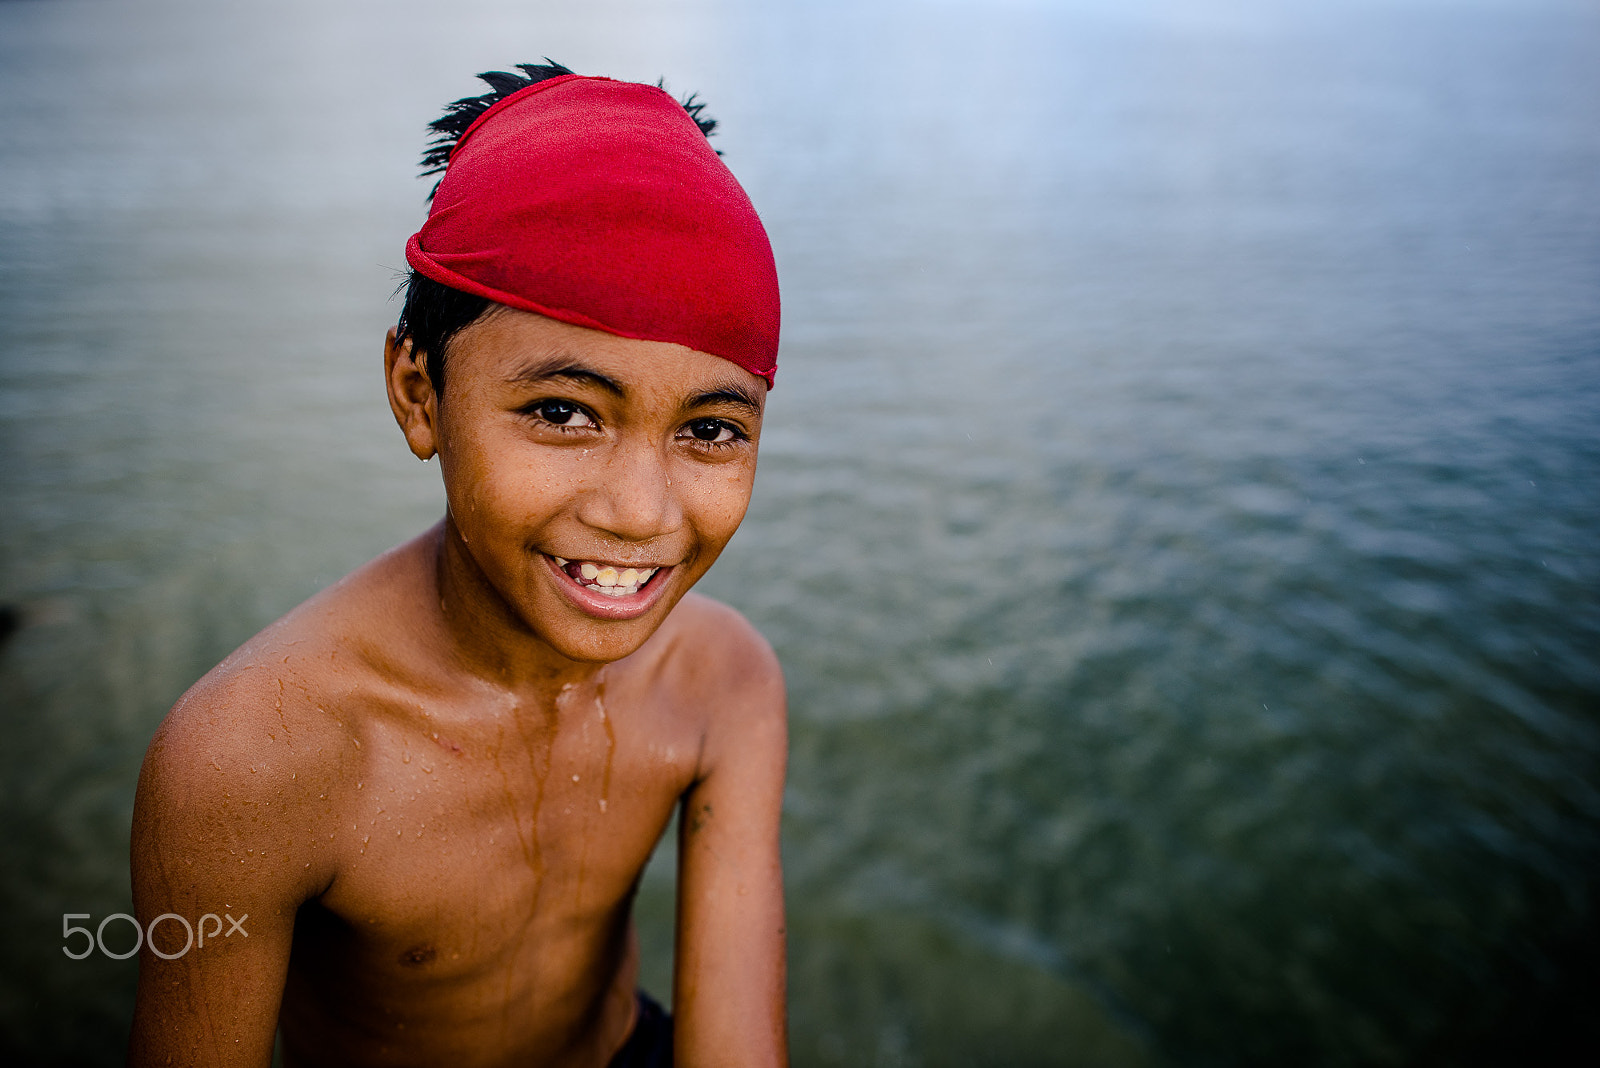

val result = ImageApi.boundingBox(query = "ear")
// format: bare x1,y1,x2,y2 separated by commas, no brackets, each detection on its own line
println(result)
385,327,439,461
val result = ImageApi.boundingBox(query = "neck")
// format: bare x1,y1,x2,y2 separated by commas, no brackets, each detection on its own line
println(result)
425,518,604,706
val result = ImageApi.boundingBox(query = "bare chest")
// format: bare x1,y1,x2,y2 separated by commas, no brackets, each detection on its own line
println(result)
313,693,699,970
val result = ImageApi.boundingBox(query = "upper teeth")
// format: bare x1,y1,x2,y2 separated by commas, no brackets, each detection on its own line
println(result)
554,557,657,595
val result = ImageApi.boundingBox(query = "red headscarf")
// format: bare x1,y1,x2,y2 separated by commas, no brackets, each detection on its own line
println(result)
406,75,780,386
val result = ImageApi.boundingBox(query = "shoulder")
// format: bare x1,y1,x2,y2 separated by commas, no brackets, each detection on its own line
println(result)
655,593,783,707
144,525,440,793
133,533,438,894
146,635,349,796
133,632,355,899
649,593,786,780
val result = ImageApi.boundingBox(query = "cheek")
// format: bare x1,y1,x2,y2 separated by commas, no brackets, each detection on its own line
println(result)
681,460,758,537
441,431,576,537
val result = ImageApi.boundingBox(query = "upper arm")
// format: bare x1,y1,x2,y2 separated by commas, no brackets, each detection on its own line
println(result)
672,608,789,1068
129,682,335,1068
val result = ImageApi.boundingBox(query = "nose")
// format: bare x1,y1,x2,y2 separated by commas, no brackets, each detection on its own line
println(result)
576,438,683,543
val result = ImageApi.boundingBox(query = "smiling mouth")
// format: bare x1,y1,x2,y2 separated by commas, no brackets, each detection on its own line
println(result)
551,556,664,598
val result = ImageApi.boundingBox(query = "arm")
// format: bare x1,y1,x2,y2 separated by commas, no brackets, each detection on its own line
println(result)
128,684,333,1067
673,626,789,1068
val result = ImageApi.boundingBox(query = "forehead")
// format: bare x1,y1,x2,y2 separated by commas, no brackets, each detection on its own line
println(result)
450,305,768,406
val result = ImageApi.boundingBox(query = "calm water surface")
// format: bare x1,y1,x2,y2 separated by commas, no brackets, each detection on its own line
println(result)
2,0,1598,1064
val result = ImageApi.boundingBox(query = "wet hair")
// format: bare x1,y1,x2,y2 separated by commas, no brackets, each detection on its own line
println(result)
394,60,719,393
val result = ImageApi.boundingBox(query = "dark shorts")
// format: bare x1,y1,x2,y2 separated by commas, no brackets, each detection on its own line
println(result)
607,991,673,1068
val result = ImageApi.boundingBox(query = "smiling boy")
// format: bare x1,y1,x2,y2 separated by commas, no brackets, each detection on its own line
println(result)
129,63,786,1067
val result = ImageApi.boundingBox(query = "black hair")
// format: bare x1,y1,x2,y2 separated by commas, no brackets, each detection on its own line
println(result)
394,60,719,393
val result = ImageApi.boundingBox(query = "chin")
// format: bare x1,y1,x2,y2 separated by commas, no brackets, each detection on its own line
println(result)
537,618,662,666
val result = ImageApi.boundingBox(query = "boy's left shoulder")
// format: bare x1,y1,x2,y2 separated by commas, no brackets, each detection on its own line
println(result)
648,592,785,739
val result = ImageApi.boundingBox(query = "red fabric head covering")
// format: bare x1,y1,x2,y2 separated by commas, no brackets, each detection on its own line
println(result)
406,75,780,386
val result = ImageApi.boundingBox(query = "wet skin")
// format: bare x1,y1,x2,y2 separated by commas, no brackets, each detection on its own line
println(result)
129,310,789,1067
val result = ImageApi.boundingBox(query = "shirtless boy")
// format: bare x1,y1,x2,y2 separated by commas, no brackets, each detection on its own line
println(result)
129,62,786,1067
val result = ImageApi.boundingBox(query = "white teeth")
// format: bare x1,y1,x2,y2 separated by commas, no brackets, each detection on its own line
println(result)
563,559,659,596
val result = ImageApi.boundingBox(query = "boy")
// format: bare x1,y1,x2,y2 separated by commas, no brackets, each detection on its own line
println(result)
129,61,787,1067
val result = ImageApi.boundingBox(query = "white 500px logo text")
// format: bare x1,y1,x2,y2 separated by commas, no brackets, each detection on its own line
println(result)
62,912,249,960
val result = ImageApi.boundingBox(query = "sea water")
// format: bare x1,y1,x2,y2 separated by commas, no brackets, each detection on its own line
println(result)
2,0,1597,1064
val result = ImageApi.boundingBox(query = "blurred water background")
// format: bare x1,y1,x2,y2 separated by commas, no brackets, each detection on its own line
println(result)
2,0,1598,1064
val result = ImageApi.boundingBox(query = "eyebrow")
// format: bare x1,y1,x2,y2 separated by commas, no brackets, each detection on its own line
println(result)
506,356,624,397
685,384,764,419
508,353,764,418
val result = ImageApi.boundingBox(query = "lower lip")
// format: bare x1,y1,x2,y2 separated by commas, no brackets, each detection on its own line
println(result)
543,555,674,621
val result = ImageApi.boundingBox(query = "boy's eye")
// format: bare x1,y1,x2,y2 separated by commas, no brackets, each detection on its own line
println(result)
530,400,595,428
685,418,736,444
